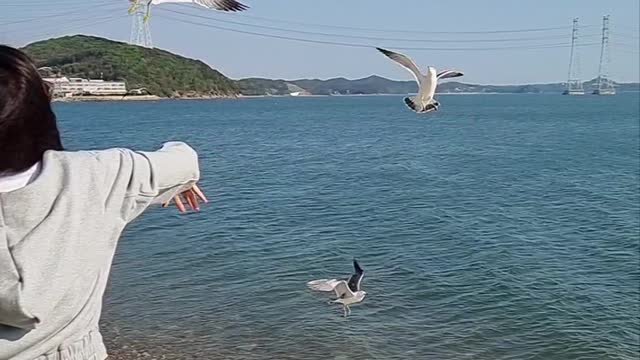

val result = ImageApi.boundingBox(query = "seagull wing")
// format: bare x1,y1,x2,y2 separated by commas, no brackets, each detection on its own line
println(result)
332,280,354,299
347,259,364,292
376,47,423,84
194,0,249,11
307,279,342,292
307,278,354,298
437,70,464,79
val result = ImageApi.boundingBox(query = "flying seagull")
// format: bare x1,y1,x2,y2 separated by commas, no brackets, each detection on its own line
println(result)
307,259,366,317
376,47,463,113
128,0,249,23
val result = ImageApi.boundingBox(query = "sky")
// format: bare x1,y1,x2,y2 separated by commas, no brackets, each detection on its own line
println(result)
1,0,638,84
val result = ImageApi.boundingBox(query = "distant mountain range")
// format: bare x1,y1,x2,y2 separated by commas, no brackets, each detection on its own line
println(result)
237,75,640,96
22,36,639,98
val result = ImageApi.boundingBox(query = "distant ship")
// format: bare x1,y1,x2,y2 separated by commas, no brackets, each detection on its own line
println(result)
592,88,616,95
562,88,585,95
289,92,301,97
593,77,616,95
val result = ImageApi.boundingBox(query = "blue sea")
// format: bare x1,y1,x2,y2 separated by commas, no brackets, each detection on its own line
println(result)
55,94,640,360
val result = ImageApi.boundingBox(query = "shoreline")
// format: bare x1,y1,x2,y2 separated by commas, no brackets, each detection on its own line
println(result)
52,91,639,103
52,95,236,103
53,95,161,102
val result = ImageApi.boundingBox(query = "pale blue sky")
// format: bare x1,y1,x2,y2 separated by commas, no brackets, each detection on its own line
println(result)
1,0,638,84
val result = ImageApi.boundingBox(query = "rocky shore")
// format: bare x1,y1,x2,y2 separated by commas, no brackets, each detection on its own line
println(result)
52,94,240,102
53,95,161,102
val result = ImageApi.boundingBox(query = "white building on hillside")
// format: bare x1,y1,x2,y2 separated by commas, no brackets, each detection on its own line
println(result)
43,77,127,96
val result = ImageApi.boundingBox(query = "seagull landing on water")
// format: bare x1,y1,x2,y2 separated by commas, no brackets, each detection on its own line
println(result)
307,259,366,317
128,0,249,23
376,47,464,113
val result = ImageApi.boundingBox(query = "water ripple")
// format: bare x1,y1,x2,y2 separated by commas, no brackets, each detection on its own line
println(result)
55,94,640,359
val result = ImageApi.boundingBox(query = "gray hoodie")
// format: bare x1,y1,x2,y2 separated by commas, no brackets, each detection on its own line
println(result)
0,142,200,360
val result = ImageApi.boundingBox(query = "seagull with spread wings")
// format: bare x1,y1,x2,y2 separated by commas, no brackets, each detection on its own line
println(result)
307,259,366,317
128,0,249,23
376,47,464,113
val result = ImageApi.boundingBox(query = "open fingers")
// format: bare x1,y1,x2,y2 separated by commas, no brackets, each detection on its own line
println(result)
184,190,200,211
162,185,207,214
174,195,186,213
180,193,193,211
191,184,208,203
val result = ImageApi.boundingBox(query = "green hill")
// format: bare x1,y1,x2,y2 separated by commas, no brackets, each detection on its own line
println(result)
22,35,238,97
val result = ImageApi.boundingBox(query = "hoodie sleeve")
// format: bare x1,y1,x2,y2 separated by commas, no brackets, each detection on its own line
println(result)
114,141,201,222
0,142,201,330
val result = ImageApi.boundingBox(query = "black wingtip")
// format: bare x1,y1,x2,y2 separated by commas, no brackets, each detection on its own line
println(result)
404,97,418,111
220,0,249,12
353,258,363,273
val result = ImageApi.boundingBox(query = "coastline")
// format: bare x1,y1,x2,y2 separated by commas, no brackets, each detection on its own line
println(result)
53,95,162,102
52,94,236,103
51,91,639,103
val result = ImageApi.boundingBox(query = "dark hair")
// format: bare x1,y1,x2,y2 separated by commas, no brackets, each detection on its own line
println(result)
0,45,63,173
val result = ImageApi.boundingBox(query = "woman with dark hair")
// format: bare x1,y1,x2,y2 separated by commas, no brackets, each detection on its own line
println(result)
0,45,207,360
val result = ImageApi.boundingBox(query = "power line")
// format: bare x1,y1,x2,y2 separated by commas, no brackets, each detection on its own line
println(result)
178,3,639,37
176,2,599,35
612,42,640,54
611,42,640,49
19,12,124,40
615,49,640,55
0,2,120,27
157,13,602,52
160,8,604,44
232,11,639,38
227,12,587,34
0,0,113,7
614,33,640,40
616,24,640,32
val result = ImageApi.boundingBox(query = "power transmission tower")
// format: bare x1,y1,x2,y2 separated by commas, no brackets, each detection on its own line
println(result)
594,15,615,95
563,18,584,95
129,0,152,48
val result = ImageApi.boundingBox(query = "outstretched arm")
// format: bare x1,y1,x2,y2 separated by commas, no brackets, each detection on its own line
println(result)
105,141,203,222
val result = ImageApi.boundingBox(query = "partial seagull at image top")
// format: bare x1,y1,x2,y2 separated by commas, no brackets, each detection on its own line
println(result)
307,259,366,317
128,0,249,22
376,47,464,113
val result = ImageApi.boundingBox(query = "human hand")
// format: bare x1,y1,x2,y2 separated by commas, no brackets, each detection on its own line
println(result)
162,184,208,213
